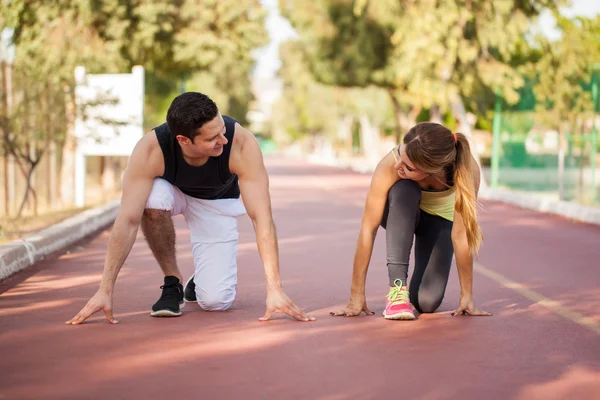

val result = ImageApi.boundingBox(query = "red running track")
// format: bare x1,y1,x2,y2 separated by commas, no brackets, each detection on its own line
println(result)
1,158,599,400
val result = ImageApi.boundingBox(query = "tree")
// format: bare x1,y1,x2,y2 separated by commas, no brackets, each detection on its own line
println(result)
274,41,340,140
280,0,563,172
378,0,561,137
1,1,125,214
279,0,398,160
273,39,394,162
526,15,600,200
1,0,268,213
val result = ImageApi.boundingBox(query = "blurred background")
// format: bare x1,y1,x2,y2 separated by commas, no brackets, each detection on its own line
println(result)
0,0,599,241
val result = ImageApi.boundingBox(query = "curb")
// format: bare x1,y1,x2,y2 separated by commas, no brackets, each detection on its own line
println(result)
0,200,120,280
478,188,600,225
302,155,600,226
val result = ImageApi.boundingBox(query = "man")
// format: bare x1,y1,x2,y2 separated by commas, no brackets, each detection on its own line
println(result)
66,92,314,324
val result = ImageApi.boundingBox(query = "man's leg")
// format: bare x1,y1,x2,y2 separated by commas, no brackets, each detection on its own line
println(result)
183,198,246,311
143,178,188,317
141,209,182,281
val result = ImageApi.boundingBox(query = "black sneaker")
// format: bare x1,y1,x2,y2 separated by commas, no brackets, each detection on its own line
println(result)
150,276,184,317
183,275,196,303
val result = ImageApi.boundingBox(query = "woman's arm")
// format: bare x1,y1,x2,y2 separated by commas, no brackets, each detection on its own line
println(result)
332,153,399,317
451,211,473,297
451,157,492,316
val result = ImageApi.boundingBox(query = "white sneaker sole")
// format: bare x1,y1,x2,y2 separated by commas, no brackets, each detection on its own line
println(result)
383,310,416,320
150,302,185,317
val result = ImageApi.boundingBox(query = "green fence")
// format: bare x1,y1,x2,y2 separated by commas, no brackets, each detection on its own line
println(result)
492,111,598,203
490,77,599,205
257,137,278,155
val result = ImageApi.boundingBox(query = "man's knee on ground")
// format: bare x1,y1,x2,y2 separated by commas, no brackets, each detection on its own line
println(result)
197,288,235,311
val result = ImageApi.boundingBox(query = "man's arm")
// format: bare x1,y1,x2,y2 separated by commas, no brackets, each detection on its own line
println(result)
66,133,162,325
237,144,280,291
232,127,314,322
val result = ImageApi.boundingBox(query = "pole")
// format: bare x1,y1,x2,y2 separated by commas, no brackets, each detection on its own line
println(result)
180,75,187,94
491,90,502,188
591,72,598,201
1,60,8,216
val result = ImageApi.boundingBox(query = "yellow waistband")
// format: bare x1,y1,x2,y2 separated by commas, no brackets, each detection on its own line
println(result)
420,187,455,221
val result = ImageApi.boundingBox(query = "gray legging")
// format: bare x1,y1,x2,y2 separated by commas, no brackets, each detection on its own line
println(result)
381,179,454,313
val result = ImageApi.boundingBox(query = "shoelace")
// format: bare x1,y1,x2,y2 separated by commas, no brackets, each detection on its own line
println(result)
159,284,181,301
387,279,409,305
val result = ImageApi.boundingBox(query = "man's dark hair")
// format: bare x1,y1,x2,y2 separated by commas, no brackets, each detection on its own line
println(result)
166,92,219,142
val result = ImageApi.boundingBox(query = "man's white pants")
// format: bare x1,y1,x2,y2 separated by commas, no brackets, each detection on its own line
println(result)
145,178,246,311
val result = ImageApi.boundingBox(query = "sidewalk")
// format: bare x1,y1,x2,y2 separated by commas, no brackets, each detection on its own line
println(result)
0,200,120,281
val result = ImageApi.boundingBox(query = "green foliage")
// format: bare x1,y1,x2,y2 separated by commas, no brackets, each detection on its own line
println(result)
1,0,268,137
280,0,564,133
272,38,394,141
272,40,341,139
526,15,600,130
500,111,536,135
0,0,268,213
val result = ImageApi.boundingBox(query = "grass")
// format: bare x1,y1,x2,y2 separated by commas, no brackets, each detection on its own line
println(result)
0,205,98,245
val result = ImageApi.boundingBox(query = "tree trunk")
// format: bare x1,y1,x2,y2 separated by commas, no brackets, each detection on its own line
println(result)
451,96,474,141
100,155,106,195
430,104,443,124
10,145,41,218
406,105,422,131
388,90,404,143
336,115,353,157
101,156,118,199
3,154,8,216
17,166,35,218
60,87,77,206
359,115,381,165
387,90,423,144
45,85,56,209
576,119,585,202
30,183,38,217
29,141,38,216
578,143,584,202
8,155,15,215
451,94,487,188
47,113,57,209
1,61,11,216
48,141,57,207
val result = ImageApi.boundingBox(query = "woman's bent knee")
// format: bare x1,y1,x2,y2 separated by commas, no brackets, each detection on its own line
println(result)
413,293,444,314
388,179,421,203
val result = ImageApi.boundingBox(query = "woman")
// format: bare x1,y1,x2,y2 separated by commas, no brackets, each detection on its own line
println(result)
331,122,491,320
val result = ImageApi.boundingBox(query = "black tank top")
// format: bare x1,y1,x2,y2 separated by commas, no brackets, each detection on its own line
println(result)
154,115,240,200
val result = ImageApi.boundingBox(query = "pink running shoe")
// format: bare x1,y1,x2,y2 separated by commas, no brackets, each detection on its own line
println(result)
383,279,415,320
